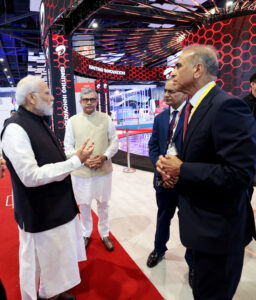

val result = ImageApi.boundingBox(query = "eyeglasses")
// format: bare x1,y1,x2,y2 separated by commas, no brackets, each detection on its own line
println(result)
164,89,176,95
81,98,97,103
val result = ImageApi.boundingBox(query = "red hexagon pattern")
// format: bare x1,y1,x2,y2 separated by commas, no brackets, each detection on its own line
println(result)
183,15,256,98
72,50,165,81
41,0,74,41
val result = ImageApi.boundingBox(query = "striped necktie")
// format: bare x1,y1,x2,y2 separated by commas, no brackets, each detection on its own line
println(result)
168,110,178,142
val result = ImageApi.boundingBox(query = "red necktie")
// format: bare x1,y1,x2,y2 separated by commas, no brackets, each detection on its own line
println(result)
182,102,193,141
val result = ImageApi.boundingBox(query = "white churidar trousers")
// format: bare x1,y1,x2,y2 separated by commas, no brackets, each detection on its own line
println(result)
19,215,86,300
71,173,112,238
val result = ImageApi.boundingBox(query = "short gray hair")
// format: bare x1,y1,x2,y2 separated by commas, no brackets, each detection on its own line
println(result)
16,75,45,106
80,88,97,99
184,45,219,77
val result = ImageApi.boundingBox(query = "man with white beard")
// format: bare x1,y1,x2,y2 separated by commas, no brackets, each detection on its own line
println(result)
1,75,95,300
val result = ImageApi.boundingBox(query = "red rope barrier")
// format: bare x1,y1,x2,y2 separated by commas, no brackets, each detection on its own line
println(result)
116,128,152,132
117,128,152,139
113,117,139,121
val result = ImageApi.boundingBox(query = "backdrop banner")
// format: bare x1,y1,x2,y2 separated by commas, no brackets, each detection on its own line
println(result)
48,34,76,146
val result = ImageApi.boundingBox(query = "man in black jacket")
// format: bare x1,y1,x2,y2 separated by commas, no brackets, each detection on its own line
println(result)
243,73,256,199
1,75,94,300
244,73,256,119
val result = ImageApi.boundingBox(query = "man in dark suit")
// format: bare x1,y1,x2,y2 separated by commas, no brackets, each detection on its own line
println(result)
147,79,192,268
3,109,16,127
243,73,256,199
156,45,256,299
244,72,256,119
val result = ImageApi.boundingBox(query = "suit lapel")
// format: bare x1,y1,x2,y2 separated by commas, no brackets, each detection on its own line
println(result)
173,103,186,142
162,108,170,145
181,86,221,158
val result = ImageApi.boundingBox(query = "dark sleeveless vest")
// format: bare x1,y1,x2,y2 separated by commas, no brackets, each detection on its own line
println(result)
1,106,79,233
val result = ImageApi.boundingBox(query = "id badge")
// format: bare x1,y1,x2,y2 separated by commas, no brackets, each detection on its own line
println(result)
167,143,178,156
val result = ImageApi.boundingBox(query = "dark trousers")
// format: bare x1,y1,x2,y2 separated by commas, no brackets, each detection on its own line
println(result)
0,280,7,300
192,249,244,300
154,189,193,268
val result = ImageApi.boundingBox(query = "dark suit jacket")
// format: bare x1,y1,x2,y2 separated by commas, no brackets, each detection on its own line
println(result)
244,93,256,119
149,104,186,192
178,85,256,254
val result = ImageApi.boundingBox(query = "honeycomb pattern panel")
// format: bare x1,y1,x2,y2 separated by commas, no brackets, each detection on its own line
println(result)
41,0,74,41
72,51,165,81
183,15,256,98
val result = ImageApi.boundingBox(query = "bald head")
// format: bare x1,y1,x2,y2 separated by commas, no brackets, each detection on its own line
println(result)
183,45,219,77
171,44,219,97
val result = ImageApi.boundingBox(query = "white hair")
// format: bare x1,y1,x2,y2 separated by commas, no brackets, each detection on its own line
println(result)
16,76,45,106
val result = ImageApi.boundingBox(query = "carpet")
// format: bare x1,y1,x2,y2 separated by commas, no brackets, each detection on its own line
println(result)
0,172,163,300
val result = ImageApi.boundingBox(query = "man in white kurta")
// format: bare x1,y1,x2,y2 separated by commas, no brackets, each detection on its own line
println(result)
64,88,118,251
1,76,94,300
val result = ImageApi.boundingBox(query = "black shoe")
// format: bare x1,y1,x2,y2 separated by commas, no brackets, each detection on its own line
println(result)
84,237,90,249
58,293,76,300
146,251,164,268
188,268,194,288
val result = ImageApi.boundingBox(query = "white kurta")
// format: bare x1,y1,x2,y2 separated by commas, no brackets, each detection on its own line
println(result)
2,123,86,300
64,115,119,205
64,114,119,238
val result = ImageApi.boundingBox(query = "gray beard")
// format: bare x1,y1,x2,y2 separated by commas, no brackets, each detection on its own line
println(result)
35,97,53,116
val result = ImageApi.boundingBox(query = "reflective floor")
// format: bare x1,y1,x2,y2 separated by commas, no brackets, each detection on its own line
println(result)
92,164,256,300
119,132,151,156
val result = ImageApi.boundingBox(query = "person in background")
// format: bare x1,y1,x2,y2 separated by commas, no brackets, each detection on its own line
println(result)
1,75,94,300
0,156,6,178
0,157,7,299
244,73,256,119
64,88,119,252
157,45,256,299
3,109,16,127
147,79,193,285
243,73,256,199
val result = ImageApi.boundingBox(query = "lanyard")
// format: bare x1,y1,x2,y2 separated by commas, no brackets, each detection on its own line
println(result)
191,82,216,117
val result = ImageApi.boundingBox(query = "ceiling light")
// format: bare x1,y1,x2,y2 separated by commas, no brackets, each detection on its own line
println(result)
92,22,98,28
4,68,7,72
0,58,4,62
7,75,10,78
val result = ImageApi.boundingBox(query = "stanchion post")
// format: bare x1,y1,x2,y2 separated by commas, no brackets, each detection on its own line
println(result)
123,128,136,173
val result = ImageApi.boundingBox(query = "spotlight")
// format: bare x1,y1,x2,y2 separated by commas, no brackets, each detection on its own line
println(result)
0,58,4,62
7,75,10,78
4,68,7,72
92,22,98,28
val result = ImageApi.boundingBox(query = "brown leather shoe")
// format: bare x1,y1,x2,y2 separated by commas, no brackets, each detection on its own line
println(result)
102,236,114,251
84,237,90,249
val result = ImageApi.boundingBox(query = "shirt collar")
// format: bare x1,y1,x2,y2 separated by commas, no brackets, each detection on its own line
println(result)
169,100,186,115
189,81,215,108
82,110,97,117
